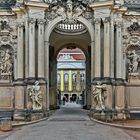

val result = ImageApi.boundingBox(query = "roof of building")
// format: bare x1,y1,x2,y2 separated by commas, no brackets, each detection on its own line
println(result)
124,0,140,11
57,54,85,61
57,48,86,61
0,0,16,9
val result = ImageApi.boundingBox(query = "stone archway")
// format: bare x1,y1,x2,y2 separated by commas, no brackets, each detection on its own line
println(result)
55,45,90,108
45,17,93,109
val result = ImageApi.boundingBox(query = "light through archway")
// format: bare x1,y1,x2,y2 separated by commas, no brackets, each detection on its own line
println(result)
57,47,86,107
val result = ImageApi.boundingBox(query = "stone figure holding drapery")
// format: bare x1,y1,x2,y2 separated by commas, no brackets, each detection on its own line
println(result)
92,81,107,111
28,81,43,110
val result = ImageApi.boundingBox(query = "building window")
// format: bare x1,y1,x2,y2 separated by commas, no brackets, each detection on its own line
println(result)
64,73,68,83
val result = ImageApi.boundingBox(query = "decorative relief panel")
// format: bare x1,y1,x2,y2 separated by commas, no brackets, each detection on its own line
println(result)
0,46,13,81
0,17,17,82
125,22,140,81
46,0,93,23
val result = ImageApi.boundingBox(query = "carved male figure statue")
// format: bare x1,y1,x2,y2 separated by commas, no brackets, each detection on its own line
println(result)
28,81,43,110
127,50,140,73
66,0,73,19
0,49,13,80
92,81,107,110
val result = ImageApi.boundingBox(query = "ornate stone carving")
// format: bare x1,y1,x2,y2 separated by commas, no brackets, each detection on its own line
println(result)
0,20,12,31
94,18,101,24
115,21,122,28
127,22,140,34
28,18,36,24
92,81,107,111
37,19,46,25
102,17,110,23
28,81,43,110
114,0,124,6
0,47,13,81
17,22,24,28
127,50,140,73
47,0,88,22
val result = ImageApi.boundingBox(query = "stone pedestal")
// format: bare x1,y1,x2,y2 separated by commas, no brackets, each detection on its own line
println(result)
126,81,140,118
114,85,126,120
128,73,140,82
14,81,25,121
0,118,12,131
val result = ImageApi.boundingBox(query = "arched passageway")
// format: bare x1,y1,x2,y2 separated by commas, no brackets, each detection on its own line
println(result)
47,20,92,109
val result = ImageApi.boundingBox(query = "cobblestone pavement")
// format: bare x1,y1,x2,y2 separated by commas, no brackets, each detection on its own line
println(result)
0,103,137,140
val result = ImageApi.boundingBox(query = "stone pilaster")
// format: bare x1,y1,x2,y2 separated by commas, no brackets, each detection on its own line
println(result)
110,20,115,79
25,17,29,79
17,22,24,80
116,22,123,80
45,41,50,111
15,22,25,118
94,18,101,79
28,18,36,78
37,19,45,79
91,41,95,80
103,18,110,79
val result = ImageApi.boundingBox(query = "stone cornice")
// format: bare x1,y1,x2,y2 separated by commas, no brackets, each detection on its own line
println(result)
12,6,25,14
112,6,127,14
24,1,49,10
89,0,113,10
0,10,15,16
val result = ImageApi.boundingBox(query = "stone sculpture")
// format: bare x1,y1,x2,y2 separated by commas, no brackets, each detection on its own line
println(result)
127,50,140,73
92,81,107,110
0,49,13,80
48,0,87,21
28,81,43,110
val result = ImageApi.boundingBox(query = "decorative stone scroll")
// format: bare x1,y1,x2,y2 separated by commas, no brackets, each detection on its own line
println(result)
28,81,43,110
92,81,107,111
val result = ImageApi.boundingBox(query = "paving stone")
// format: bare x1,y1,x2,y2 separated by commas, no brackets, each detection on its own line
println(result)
0,105,136,140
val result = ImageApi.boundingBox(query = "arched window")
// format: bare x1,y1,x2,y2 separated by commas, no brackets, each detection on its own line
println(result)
80,73,85,82
57,74,60,83
72,73,76,83
64,73,68,83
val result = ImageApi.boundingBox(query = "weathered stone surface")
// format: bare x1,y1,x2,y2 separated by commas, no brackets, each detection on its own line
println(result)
0,87,13,109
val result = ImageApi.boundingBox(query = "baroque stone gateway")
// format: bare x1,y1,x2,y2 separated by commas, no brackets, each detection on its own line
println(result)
0,0,140,121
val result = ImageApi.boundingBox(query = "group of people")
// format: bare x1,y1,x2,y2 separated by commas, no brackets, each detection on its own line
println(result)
62,95,80,105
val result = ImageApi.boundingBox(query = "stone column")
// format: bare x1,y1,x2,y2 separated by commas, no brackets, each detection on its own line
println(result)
28,18,36,78
68,70,72,92
38,19,45,79
14,22,25,120
60,70,64,92
94,19,101,79
91,41,95,80
116,22,122,79
110,20,115,79
45,41,50,111
25,17,29,79
17,22,24,79
103,18,110,78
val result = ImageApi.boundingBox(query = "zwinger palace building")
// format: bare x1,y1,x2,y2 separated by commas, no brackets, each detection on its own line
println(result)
0,0,140,120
